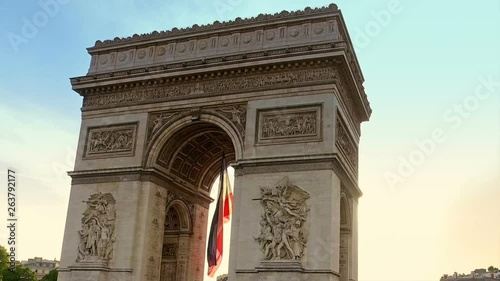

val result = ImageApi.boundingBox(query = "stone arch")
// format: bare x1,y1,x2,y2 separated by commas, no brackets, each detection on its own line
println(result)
144,111,242,194
160,200,195,281
148,111,240,281
340,192,351,230
339,191,352,281
165,199,193,234
60,6,373,281
145,110,243,167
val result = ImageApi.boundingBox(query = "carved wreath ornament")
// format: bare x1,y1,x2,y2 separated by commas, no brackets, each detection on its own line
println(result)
254,177,310,260
77,193,117,263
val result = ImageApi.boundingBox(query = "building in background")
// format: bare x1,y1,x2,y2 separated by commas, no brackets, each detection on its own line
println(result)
441,268,500,280
22,257,59,280
217,274,229,281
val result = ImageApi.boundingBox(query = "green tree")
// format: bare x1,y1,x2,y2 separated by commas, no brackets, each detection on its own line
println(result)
0,246,10,272
41,269,58,281
2,265,37,281
488,266,499,272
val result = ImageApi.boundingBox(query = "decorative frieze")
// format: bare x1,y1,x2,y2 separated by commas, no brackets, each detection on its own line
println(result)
254,177,310,261
336,114,358,173
256,104,322,145
82,66,336,110
87,4,342,74
92,4,339,48
76,193,116,263
74,43,333,85
84,123,138,158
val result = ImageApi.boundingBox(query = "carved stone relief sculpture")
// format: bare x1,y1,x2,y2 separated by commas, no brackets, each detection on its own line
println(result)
254,177,310,260
257,105,322,145
76,193,117,263
261,111,316,138
335,114,358,173
85,123,137,158
150,113,176,139
215,105,247,139
162,243,177,258
82,67,336,109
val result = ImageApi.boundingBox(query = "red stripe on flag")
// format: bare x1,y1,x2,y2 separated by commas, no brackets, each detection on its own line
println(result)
208,217,224,277
207,153,233,277
223,169,233,224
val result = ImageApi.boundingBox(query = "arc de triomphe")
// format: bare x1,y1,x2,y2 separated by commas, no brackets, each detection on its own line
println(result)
58,4,371,281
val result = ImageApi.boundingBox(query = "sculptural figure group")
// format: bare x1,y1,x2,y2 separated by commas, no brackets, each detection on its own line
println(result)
255,177,310,260
261,112,316,139
88,130,134,154
77,193,116,262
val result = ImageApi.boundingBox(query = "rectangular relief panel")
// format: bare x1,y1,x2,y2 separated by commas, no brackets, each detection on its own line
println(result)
256,104,322,145
336,112,358,174
84,122,138,159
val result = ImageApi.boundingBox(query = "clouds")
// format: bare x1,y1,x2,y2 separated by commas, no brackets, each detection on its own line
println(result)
0,101,78,189
0,98,77,259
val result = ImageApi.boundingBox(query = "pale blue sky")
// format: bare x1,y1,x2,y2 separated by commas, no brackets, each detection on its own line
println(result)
0,1,499,281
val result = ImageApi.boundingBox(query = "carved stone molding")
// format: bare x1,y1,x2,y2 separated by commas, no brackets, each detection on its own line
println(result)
256,104,322,145
84,123,138,159
254,177,310,261
234,161,335,176
333,73,360,133
89,26,341,74
73,43,337,85
336,113,358,175
68,168,214,208
76,193,116,264
166,192,179,206
166,193,194,213
165,192,195,231
91,4,339,49
86,4,345,75
81,65,335,110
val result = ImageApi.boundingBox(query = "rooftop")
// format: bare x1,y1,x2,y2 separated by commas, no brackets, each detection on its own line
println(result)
90,4,340,49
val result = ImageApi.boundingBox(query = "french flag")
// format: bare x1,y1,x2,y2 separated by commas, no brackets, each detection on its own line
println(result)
207,153,233,277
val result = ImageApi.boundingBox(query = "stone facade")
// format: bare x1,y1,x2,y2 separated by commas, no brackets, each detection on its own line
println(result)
59,4,371,281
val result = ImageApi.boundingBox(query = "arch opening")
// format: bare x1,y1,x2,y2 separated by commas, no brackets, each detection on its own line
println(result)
160,206,182,281
154,121,237,281
154,122,236,194
339,194,352,281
